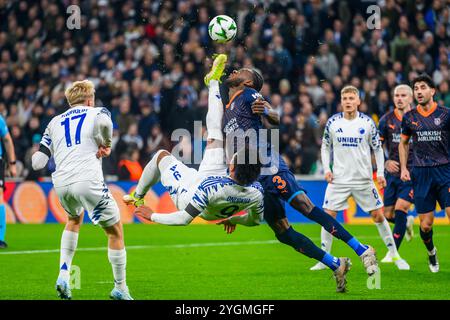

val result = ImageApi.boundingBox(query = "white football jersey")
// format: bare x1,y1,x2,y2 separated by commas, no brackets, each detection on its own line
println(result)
40,106,112,188
321,112,382,185
188,176,264,221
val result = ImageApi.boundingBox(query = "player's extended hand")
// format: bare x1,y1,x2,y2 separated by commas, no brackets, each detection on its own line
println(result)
400,168,411,182
134,205,154,221
377,176,387,188
216,219,236,234
96,145,111,159
385,160,400,174
251,98,269,115
325,172,333,183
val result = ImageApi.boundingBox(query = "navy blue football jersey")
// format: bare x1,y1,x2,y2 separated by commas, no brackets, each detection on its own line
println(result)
401,103,450,167
223,87,289,173
379,109,413,172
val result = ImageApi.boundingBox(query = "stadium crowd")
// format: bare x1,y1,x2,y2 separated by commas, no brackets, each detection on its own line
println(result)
0,0,449,180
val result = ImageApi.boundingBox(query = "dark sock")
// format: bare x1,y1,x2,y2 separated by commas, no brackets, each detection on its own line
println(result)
420,228,434,252
306,207,368,256
276,226,340,271
386,216,395,224
393,210,407,249
306,207,353,242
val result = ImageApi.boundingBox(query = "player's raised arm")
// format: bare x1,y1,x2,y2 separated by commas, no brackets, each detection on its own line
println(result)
321,118,333,183
369,119,386,187
31,124,53,171
135,185,210,226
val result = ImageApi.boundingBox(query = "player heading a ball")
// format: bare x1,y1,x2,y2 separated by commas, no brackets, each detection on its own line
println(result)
208,15,237,43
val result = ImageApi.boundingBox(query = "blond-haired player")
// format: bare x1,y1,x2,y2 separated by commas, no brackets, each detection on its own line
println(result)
32,80,133,300
310,85,409,271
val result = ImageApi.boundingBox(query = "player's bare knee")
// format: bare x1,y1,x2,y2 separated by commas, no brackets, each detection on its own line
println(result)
269,218,290,235
104,222,123,239
420,223,432,233
384,206,394,219
290,193,314,215
394,199,411,213
419,218,433,232
371,209,385,223
65,223,81,233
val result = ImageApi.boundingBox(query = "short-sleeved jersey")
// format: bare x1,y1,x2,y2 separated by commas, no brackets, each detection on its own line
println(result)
189,176,264,221
401,103,450,167
379,109,413,173
223,87,289,173
40,106,112,188
0,115,9,158
322,112,382,184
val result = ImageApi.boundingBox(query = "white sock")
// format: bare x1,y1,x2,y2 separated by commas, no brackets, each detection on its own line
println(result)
58,230,78,282
134,152,162,198
206,80,224,141
376,218,400,258
320,227,333,253
108,248,127,291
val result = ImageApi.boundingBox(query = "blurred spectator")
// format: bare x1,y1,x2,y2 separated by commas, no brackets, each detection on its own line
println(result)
122,123,144,151
117,145,143,181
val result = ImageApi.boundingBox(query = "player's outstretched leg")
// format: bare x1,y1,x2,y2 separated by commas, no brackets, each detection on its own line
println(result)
105,221,133,300
123,149,171,206
289,194,379,275
56,215,82,300
204,53,227,144
275,224,351,292
204,54,227,87
205,77,224,143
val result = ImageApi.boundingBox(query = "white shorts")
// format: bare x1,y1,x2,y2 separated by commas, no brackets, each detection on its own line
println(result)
160,148,227,210
322,182,384,212
55,181,120,227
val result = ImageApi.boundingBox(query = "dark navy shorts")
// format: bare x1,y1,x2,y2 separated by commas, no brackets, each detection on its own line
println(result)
384,172,414,207
258,170,306,225
411,164,450,214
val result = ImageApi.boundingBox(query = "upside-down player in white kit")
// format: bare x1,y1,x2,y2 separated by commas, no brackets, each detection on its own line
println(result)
124,56,264,231
31,80,133,300
310,85,409,271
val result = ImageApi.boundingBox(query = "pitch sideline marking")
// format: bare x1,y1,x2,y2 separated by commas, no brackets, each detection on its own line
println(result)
1,234,444,256
0,240,280,255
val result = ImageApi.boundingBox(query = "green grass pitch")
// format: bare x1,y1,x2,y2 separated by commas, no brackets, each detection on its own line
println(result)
0,223,449,300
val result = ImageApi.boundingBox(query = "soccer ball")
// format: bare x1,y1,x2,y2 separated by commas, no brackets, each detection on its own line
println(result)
208,15,237,43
